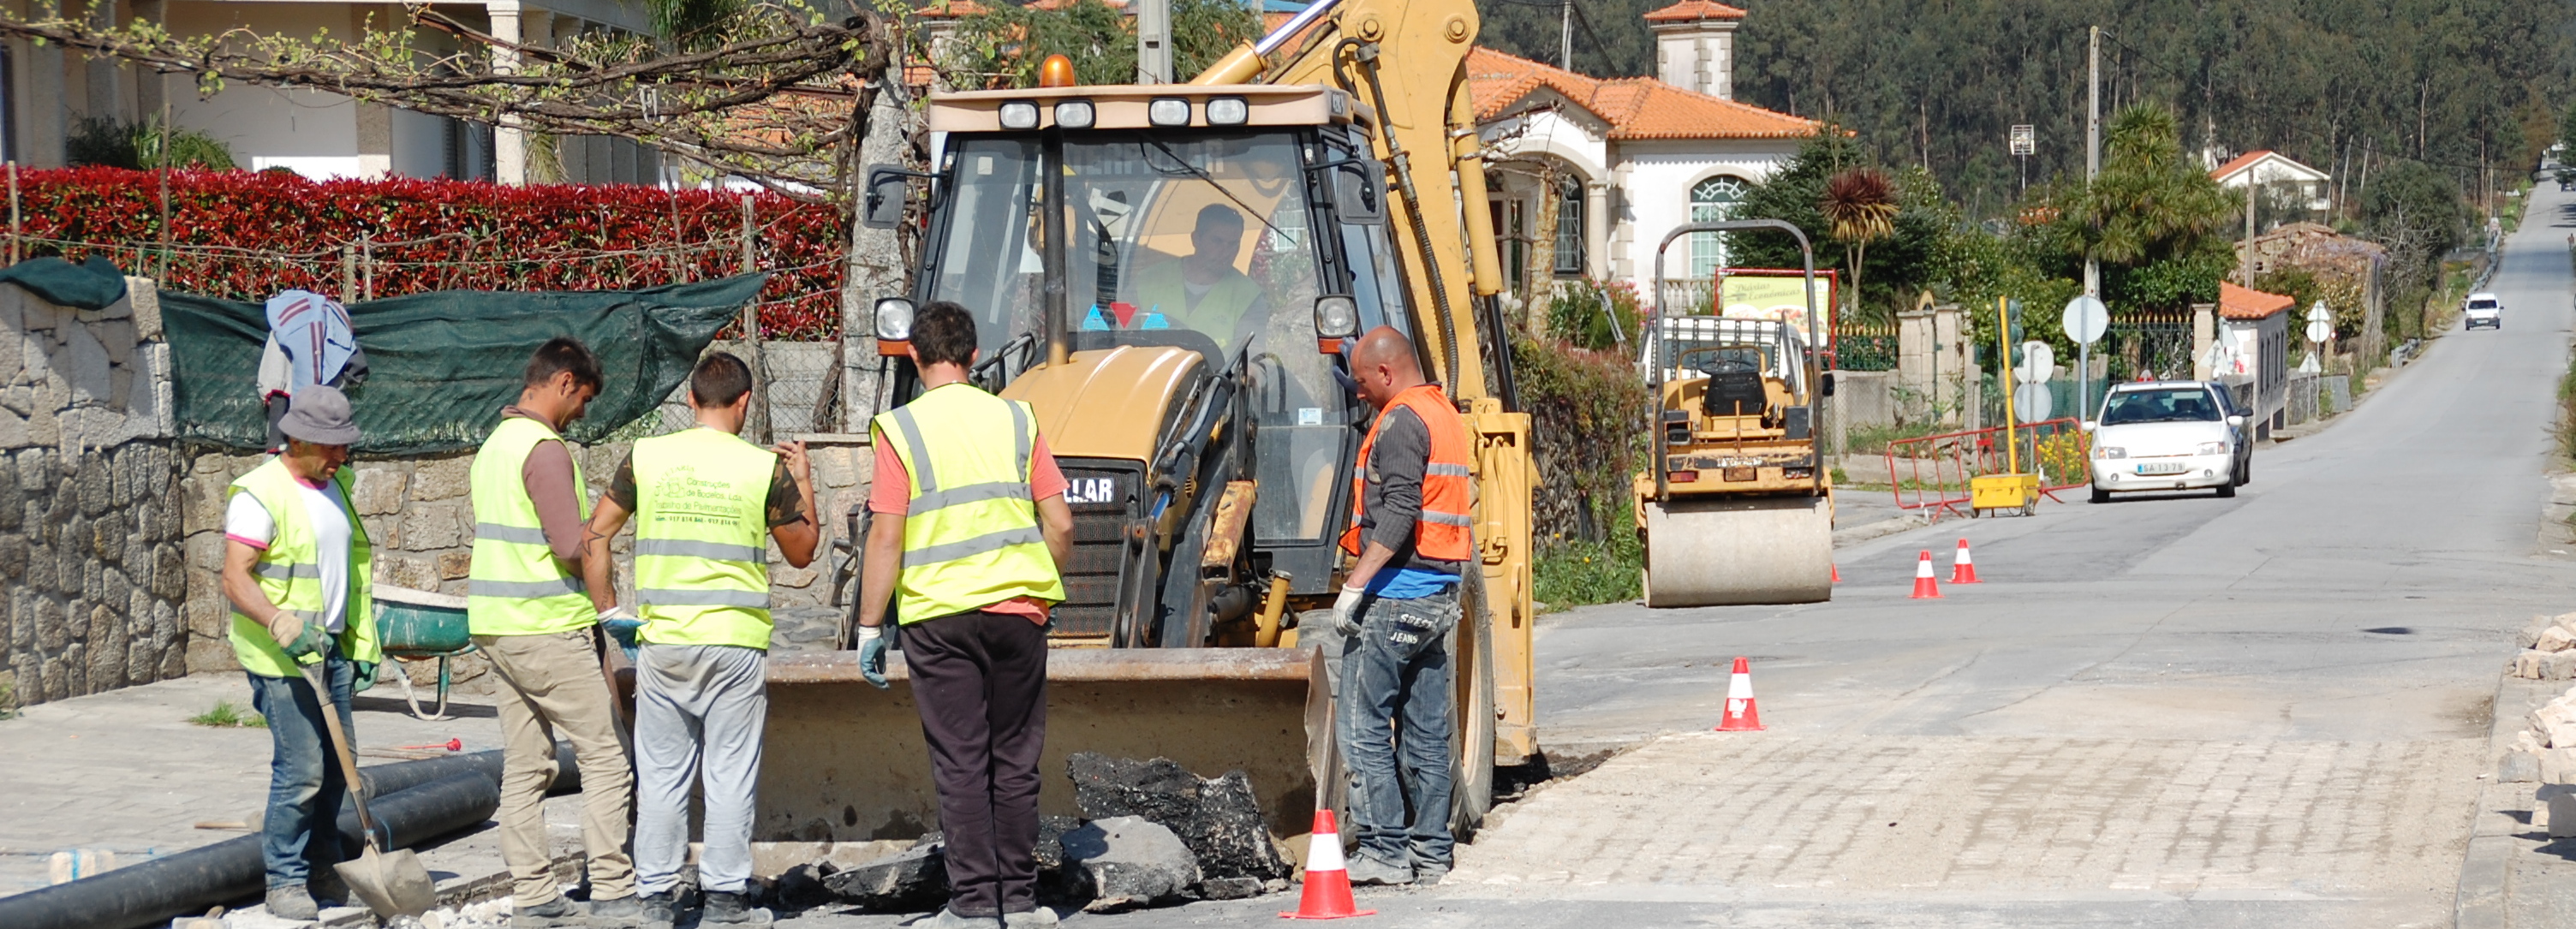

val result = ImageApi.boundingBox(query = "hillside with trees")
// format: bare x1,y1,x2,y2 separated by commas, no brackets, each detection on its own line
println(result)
1477,0,2576,221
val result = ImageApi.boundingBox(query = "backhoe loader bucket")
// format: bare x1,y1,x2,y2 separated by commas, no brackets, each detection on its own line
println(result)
753,648,1330,843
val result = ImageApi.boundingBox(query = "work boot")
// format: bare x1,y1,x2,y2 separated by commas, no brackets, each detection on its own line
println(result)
920,908,1001,929
1345,855,1414,886
1002,907,1060,928
514,896,588,928
586,894,644,928
266,884,320,921
308,867,352,908
700,890,773,926
1412,861,1452,886
636,892,678,929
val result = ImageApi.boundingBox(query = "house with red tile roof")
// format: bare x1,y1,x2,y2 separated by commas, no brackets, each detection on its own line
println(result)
1470,0,1817,302
2209,149,2333,223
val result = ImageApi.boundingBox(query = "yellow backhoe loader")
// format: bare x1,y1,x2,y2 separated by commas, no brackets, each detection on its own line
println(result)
1632,221,1836,607
756,0,1535,847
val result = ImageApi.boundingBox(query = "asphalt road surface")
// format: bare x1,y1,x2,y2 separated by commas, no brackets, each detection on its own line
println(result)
784,190,2576,929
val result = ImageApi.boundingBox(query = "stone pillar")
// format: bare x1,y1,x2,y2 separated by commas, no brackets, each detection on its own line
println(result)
840,80,914,430
1931,302,1962,423
2191,302,2215,381
1583,181,1609,280
489,2,528,185
19,34,68,167
1895,303,1933,423
81,0,121,125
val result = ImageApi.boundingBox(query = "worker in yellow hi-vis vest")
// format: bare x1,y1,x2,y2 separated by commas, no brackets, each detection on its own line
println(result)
857,301,1073,929
582,351,819,929
218,384,377,921
464,337,640,927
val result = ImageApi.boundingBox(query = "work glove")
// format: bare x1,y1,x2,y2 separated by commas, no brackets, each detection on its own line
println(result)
1333,585,1368,638
271,612,327,661
856,625,891,690
599,605,644,654
352,660,379,694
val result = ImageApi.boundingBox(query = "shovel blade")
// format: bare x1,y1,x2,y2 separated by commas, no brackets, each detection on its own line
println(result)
337,846,436,918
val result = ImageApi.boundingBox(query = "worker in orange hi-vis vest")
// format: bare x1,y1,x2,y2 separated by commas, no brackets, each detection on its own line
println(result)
1330,325,1474,889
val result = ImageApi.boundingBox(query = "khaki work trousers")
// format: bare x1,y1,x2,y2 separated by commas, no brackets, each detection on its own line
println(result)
476,629,637,908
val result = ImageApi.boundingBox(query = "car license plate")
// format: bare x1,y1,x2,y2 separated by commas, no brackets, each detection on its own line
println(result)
2135,462,2187,475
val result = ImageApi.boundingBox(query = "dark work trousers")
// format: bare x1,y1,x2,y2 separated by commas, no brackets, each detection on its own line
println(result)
901,610,1049,918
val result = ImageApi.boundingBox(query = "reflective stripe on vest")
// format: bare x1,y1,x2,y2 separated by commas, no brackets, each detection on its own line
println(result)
870,384,1064,624
1339,384,1476,562
467,416,593,635
631,427,777,649
225,457,380,676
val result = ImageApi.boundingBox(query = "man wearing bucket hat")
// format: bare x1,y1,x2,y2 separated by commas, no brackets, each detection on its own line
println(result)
219,384,382,920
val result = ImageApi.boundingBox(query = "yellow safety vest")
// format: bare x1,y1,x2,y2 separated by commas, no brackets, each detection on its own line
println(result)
467,416,593,635
632,427,778,649
226,457,379,676
871,383,1064,623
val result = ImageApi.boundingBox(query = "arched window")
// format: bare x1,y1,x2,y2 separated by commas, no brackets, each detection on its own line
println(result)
1688,176,1749,277
1553,176,1585,276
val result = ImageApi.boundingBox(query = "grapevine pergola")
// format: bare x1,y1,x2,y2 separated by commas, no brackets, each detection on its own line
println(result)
0,0,897,199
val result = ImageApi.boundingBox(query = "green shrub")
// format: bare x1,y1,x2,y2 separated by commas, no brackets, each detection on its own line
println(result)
68,117,237,171
1512,331,1647,542
1543,278,1644,352
1534,533,1640,610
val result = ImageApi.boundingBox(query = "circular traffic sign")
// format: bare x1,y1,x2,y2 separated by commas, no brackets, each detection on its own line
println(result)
2013,383,2054,421
2018,341,2055,383
2063,295,2109,344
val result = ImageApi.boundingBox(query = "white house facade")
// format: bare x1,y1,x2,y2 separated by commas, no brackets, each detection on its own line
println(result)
1466,0,1817,307
0,0,661,185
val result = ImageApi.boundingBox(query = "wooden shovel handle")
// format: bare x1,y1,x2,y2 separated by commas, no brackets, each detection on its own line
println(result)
299,664,385,854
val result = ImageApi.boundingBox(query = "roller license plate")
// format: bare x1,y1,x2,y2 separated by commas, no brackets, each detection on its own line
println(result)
2134,462,2188,475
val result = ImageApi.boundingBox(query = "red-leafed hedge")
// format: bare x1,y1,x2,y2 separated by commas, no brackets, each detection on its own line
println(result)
7,166,848,339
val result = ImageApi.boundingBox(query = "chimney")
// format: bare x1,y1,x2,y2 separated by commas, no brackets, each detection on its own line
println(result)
1647,2,1746,99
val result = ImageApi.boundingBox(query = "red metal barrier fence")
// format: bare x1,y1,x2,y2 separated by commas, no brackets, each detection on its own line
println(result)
1884,418,2094,520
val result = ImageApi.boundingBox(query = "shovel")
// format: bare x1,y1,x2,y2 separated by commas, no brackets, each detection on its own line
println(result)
300,664,438,918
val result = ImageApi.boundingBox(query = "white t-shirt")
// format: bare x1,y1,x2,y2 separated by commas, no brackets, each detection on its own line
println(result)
225,479,353,634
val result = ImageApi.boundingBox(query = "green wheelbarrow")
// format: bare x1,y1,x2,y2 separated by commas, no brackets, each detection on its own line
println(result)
373,586,474,721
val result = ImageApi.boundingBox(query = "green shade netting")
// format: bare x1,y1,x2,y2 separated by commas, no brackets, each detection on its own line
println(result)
162,274,767,454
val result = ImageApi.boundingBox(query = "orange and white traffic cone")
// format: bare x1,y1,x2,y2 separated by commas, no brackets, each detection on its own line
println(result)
1716,656,1764,731
1949,538,1981,584
1281,810,1374,920
1910,551,1943,599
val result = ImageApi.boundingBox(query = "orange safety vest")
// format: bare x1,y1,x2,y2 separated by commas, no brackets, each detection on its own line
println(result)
1340,384,1475,562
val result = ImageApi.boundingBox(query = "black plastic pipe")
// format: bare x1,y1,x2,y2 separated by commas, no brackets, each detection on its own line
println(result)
0,742,578,929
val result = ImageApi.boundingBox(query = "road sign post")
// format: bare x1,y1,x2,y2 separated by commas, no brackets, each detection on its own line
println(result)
2063,295,2108,420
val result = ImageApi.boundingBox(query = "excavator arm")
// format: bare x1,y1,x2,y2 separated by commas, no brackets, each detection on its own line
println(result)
1193,0,1538,766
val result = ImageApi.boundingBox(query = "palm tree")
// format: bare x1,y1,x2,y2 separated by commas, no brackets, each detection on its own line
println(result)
1820,168,1899,323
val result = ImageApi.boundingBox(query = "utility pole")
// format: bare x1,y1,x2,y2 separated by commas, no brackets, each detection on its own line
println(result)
1561,0,1573,70
2084,26,2101,307
2242,165,2257,287
1137,0,1172,83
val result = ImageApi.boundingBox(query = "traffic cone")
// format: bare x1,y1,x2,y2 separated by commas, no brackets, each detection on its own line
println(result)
1832,563,1842,583
1281,810,1374,920
1949,539,1982,584
1716,656,1764,731
1910,551,1943,599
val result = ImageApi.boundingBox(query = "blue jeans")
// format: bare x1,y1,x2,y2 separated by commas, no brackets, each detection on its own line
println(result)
1337,588,1460,869
246,648,355,890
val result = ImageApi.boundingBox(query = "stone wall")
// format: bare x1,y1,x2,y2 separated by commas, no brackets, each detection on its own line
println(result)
1,278,188,707
0,271,880,706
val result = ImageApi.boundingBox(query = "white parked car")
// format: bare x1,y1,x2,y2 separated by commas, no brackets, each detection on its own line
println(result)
2085,381,2251,503
2465,292,2502,330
